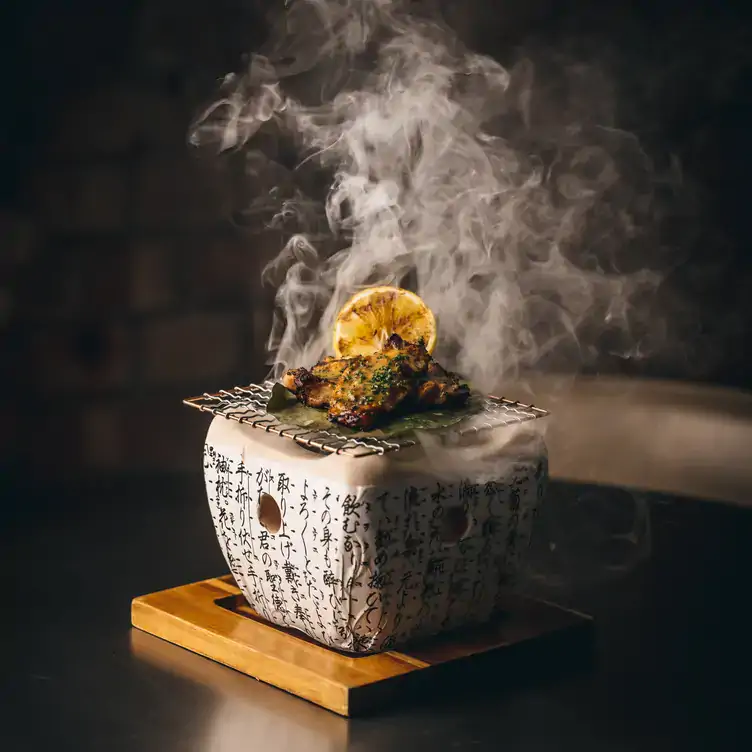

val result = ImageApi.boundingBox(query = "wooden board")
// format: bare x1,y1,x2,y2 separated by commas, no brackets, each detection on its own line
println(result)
131,575,593,717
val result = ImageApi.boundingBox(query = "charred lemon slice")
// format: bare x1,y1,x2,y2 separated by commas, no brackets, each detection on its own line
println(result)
333,285,437,358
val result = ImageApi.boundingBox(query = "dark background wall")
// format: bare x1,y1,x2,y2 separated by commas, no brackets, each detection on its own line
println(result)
1,0,750,517
0,1,278,510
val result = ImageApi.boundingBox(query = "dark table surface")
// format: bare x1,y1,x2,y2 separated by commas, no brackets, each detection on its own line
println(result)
2,376,751,752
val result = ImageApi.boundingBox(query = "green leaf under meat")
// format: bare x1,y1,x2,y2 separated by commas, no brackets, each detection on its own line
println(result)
265,381,486,439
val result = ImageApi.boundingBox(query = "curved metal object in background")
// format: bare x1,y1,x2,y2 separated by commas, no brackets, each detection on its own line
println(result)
507,375,752,508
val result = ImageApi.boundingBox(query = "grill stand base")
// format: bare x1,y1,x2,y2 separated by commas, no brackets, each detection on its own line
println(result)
131,575,593,717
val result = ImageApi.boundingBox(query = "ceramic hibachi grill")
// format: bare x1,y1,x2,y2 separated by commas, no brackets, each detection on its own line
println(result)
186,381,549,654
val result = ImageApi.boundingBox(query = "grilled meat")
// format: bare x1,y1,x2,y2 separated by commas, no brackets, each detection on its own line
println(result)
418,360,471,407
281,333,470,430
328,335,433,429
311,357,350,381
279,358,351,409
280,367,332,409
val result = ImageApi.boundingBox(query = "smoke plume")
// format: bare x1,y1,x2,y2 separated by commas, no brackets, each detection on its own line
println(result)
190,0,679,393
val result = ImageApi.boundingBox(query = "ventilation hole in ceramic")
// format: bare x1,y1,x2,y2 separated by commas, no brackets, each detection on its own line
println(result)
440,506,469,544
258,493,282,534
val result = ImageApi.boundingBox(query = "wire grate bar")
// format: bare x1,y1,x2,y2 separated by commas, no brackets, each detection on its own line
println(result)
184,381,549,457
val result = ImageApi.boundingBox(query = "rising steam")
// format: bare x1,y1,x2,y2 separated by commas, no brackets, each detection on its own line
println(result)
190,0,677,393
188,0,680,594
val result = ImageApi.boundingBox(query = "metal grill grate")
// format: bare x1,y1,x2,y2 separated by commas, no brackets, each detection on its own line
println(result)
184,381,549,458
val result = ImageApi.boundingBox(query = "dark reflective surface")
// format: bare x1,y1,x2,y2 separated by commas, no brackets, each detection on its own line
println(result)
3,379,752,751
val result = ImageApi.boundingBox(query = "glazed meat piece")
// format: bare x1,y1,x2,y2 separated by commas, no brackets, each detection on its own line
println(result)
280,333,470,430
280,358,351,409
280,367,333,409
417,360,471,407
311,356,350,381
328,335,432,429
279,367,306,392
